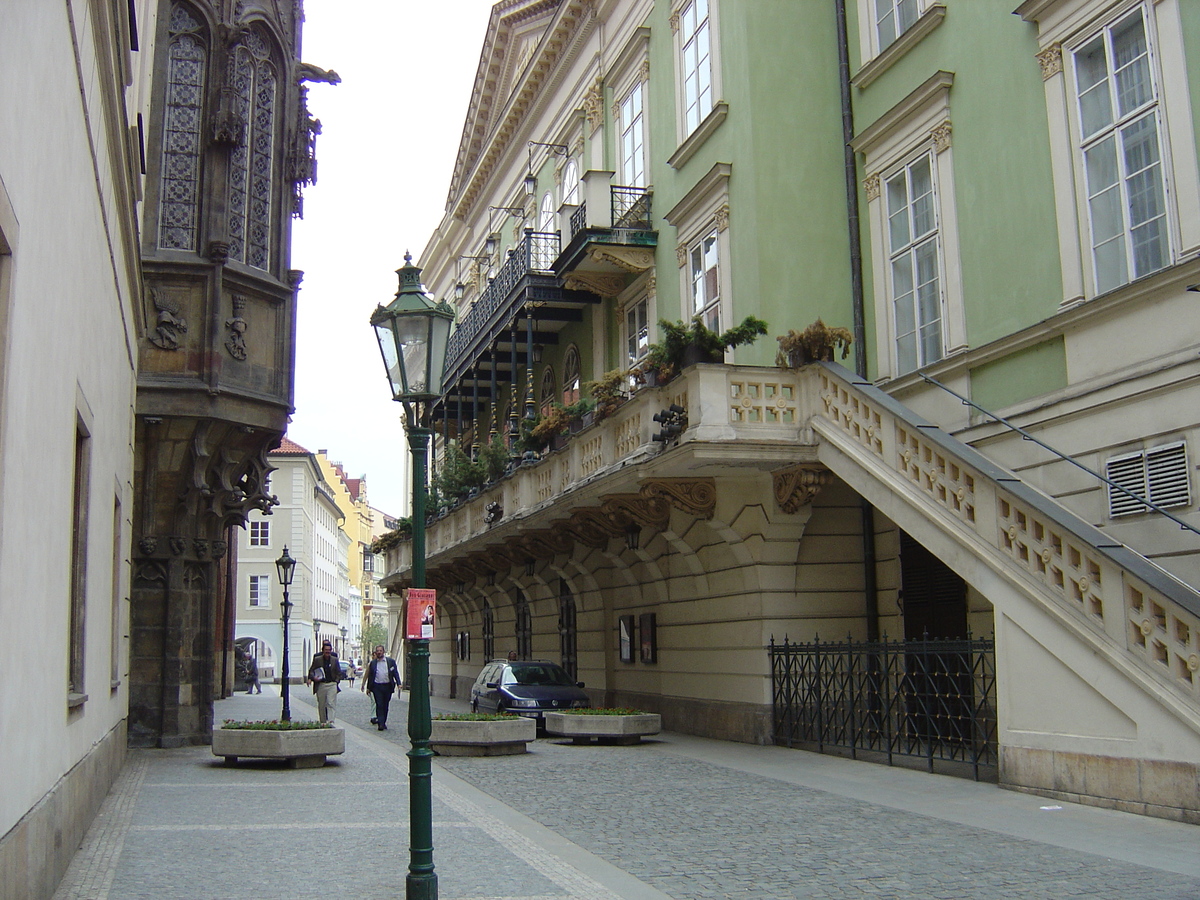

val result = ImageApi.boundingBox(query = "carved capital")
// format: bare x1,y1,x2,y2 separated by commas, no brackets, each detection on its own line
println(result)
669,12,680,33
207,241,230,264
676,244,688,268
1036,43,1063,80
931,120,952,153
714,204,730,232
138,536,159,556
583,80,604,133
773,465,833,514
864,174,880,202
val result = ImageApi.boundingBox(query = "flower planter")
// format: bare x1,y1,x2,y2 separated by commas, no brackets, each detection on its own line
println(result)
430,716,537,756
212,727,345,768
543,712,661,745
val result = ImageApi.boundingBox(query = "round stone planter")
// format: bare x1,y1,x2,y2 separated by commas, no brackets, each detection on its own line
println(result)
430,716,537,756
212,727,345,768
543,712,661,745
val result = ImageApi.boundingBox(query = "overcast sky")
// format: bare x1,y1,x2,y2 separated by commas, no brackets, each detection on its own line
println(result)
288,1,496,518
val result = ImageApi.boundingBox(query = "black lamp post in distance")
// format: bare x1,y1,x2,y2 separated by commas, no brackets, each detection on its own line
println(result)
275,546,296,722
370,251,453,900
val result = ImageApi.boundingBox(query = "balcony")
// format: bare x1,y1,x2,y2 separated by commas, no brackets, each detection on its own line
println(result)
555,171,657,297
442,230,598,395
385,363,816,587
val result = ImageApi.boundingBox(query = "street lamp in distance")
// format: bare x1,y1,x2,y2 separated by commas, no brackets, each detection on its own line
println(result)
275,546,296,722
370,251,453,900
340,625,348,659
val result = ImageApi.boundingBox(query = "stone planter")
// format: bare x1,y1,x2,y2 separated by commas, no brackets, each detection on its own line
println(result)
212,727,345,768
430,716,537,756
543,712,662,745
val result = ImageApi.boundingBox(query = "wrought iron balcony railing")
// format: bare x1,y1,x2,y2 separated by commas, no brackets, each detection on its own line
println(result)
611,185,652,230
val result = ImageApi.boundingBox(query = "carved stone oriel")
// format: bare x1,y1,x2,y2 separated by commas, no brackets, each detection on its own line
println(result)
773,465,833,514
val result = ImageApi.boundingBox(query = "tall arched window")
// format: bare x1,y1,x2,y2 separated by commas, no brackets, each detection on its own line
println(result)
539,366,556,416
482,600,494,661
562,345,581,405
228,29,277,270
540,191,555,233
159,4,207,252
514,591,532,660
563,158,581,206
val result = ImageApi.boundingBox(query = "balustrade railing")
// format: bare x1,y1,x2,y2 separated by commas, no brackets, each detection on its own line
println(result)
611,185,652,229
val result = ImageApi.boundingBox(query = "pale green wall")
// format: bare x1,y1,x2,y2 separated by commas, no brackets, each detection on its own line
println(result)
969,337,1067,413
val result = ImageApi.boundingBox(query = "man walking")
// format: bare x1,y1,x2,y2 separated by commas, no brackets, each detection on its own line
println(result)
361,644,401,730
305,640,342,724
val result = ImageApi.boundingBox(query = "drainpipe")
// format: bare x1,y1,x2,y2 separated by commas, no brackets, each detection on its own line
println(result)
836,0,880,640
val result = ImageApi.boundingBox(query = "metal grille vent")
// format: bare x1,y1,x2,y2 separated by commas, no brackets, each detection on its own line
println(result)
1106,441,1190,517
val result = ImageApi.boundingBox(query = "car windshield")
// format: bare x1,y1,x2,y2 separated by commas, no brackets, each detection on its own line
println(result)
503,664,574,686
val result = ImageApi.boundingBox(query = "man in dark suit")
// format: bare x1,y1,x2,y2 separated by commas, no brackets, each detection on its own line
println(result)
305,640,342,723
361,644,402,730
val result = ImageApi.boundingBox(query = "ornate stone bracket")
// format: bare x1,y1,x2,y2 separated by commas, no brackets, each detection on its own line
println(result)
563,271,626,297
588,246,655,273
773,465,833,514
641,478,716,519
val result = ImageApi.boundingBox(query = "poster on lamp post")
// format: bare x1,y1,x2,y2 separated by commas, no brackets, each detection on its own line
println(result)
406,588,437,640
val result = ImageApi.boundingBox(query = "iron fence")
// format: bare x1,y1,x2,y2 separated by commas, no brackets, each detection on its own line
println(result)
769,635,997,779
569,202,587,237
611,185,652,229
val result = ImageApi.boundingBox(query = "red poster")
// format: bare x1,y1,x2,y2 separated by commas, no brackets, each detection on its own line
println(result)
406,588,437,640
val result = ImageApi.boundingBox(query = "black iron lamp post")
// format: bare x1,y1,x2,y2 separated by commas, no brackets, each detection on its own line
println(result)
340,625,348,658
370,251,453,900
275,546,296,722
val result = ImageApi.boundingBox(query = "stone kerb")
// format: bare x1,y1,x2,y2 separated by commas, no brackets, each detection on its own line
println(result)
543,712,662,744
212,727,345,768
430,716,537,756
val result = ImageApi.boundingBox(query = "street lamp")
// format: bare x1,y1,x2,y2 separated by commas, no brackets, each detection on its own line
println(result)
370,251,453,900
275,546,296,722
340,625,348,658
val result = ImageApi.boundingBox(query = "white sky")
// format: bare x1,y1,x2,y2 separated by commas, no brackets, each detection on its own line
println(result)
288,1,496,518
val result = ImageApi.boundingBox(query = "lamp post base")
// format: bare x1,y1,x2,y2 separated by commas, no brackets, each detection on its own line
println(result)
406,873,437,899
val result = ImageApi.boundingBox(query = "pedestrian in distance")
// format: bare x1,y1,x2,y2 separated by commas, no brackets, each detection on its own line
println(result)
361,644,401,730
305,640,342,724
245,657,262,694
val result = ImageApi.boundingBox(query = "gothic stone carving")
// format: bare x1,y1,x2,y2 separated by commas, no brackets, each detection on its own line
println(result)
225,294,248,360
148,288,188,350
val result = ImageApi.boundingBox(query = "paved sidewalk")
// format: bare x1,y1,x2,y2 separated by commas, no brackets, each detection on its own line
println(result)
52,684,1200,899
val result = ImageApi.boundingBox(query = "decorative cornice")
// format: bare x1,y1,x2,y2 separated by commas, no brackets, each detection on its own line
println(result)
773,465,833,514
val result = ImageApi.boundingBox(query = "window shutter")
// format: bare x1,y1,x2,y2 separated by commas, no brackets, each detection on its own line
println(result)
1147,442,1190,509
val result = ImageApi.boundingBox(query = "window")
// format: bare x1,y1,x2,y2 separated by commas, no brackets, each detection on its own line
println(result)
362,548,374,573
1072,9,1168,293
159,4,207,252
1106,442,1190,517
561,346,581,405
625,296,650,370
539,366,556,415
620,82,646,187
886,154,942,373
483,601,495,661
69,416,92,703
228,28,277,270
876,0,918,50
249,519,269,546
539,191,555,233
562,158,581,206
679,0,713,134
249,574,270,607
689,230,721,332
514,592,532,660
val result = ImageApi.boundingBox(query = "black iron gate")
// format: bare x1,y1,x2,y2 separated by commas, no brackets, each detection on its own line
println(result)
769,635,998,780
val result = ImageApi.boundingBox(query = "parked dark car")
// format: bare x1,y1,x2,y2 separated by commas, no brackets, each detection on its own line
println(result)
470,659,589,726
338,660,352,681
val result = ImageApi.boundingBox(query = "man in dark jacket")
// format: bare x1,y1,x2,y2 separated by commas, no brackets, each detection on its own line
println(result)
306,640,342,723
361,644,401,730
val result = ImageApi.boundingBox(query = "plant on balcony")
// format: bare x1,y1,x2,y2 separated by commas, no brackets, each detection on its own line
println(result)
513,413,550,457
635,315,769,384
563,396,597,431
585,369,630,422
531,404,572,446
480,433,513,483
776,319,853,367
434,440,488,503
370,518,413,553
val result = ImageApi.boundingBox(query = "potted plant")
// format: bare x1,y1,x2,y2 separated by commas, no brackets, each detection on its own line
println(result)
479,433,512,484
542,708,662,745
636,315,769,385
513,413,549,459
212,719,345,768
430,712,537,756
531,404,572,451
585,368,630,422
563,396,598,432
776,319,853,367
370,518,413,553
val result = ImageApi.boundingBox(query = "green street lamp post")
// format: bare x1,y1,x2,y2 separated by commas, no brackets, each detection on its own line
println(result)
371,252,453,900
275,546,296,722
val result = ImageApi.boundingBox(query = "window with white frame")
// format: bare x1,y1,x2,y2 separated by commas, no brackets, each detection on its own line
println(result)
876,0,919,50
249,574,269,607
1072,8,1168,294
625,296,650,370
886,154,942,373
679,0,713,134
620,82,647,187
563,158,581,205
689,230,721,332
1106,441,1190,517
249,519,270,546
540,191,555,233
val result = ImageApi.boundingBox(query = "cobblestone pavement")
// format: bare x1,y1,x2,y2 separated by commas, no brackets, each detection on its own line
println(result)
52,685,1200,900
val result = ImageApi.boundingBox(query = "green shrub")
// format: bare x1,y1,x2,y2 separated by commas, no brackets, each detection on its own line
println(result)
219,719,332,730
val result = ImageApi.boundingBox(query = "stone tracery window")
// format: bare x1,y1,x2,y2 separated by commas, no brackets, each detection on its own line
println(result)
228,29,277,270
159,4,207,252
